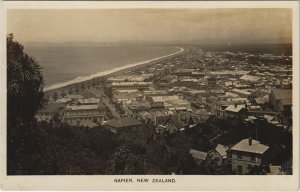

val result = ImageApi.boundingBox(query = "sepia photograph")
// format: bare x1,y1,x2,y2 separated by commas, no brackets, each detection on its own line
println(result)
0,1,299,191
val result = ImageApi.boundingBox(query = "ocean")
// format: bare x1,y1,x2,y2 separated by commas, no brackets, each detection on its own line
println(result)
24,44,179,88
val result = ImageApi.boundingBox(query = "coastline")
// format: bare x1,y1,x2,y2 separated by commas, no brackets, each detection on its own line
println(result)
44,47,184,92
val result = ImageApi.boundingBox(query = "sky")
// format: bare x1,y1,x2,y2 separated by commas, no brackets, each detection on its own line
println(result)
7,9,292,44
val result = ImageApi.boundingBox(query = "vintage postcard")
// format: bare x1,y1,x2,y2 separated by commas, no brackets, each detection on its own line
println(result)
0,1,299,191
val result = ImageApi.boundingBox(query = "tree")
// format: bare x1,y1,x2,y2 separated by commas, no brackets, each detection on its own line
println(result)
81,83,85,92
92,79,97,87
60,90,67,98
67,88,73,95
7,34,45,124
111,146,145,174
52,91,58,101
247,165,268,175
7,34,46,174
75,85,80,94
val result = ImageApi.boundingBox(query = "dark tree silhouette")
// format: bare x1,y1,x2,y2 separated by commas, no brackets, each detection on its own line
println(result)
81,83,86,92
52,91,58,100
7,34,45,124
60,90,67,98
7,34,46,174
67,88,73,95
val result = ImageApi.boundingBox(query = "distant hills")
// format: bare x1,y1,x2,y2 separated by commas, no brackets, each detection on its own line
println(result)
24,37,292,47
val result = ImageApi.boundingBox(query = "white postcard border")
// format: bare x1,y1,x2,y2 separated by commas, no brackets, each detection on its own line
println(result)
0,1,299,191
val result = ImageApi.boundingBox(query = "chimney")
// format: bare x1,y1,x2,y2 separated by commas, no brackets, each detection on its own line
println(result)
248,137,253,146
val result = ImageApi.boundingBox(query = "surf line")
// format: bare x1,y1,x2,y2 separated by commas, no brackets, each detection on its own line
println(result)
44,47,184,92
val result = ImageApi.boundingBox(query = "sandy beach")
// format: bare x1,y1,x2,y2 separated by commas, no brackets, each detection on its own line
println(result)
44,47,184,92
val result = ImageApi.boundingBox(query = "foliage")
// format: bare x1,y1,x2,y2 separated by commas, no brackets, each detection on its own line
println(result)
52,91,58,100
7,34,46,174
7,34,45,125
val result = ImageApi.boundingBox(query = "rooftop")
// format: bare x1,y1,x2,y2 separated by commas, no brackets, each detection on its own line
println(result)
225,104,246,113
267,166,284,175
189,149,208,160
40,102,66,113
151,102,165,108
162,116,185,129
152,95,180,102
215,144,228,157
231,139,269,154
112,82,152,86
106,117,142,128
232,88,251,96
116,89,140,93
79,120,99,128
65,104,105,111
78,98,100,104
240,75,261,82
272,89,292,101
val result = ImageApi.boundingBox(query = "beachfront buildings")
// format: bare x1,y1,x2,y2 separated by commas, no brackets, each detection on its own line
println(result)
111,82,153,90
228,138,269,174
62,104,107,125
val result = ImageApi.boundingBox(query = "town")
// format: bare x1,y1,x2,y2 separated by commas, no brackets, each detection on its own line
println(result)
37,46,293,175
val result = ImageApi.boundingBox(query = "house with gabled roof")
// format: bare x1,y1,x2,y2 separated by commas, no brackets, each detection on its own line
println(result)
224,104,247,118
228,138,269,174
163,116,185,134
208,144,229,166
155,115,185,135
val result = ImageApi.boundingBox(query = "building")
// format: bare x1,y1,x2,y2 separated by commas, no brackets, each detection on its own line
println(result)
62,104,106,125
78,98,101,105
105,117,143,133
111,82,153,90
55,98,72,104
79,120,99,128
152,111,171,125
156,116,185,134
240,75,261,82
36,103,66,122
173,69,195,76
172,79,203,89
228,138,269,174
267,165,285,175
269,89,292,112
189,149,209,165
208,144,229,166
127,100,151,115
108,75,150,82
206,77,217,88
150,102,165,111
224,104,247,118
151,95,191,110
113,89,142,103
231,89,251,98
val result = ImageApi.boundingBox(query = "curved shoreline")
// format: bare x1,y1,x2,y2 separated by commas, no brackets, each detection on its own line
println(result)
44,47,184,91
